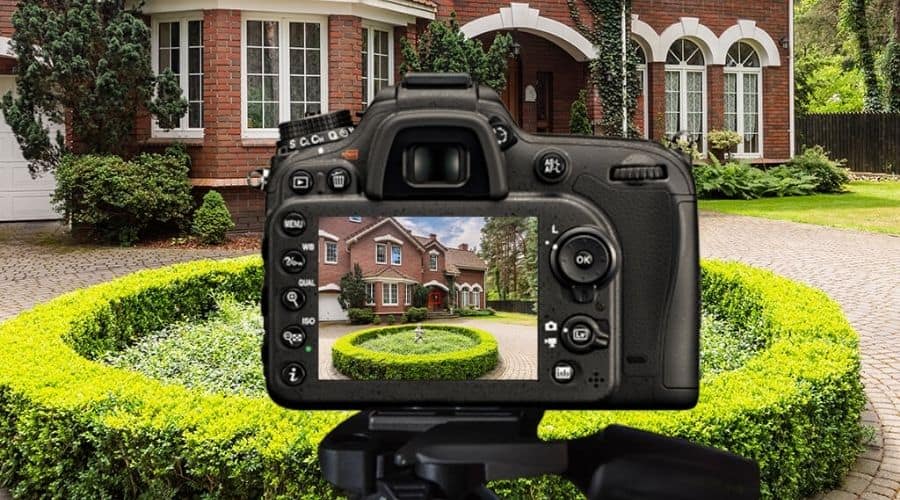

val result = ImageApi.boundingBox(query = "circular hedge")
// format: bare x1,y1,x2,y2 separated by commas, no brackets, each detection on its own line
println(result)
0,257,864,499
331,325,499,380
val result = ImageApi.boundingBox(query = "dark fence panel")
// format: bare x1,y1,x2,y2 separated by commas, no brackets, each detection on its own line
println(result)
487,300,536,315
796,113,900,173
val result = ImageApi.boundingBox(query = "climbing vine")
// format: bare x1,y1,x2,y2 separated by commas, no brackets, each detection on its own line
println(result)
841,0,883,111
567,0,641,137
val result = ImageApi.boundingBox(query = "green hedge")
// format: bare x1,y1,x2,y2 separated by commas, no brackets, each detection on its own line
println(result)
0,258,864,499
331,325,499,380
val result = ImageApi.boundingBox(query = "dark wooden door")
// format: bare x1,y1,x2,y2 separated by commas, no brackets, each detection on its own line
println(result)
501,57,522,125
428,291,442,311
536,71,553,133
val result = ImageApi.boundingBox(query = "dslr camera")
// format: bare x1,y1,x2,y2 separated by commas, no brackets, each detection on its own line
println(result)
260,73,699,409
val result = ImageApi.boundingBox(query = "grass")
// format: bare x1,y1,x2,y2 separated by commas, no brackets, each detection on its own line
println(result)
699,181,900,235
474,310,538,325
358,329,478,355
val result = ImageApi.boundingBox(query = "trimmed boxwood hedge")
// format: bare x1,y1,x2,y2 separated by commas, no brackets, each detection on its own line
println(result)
0,257,864,499
331,325,499,380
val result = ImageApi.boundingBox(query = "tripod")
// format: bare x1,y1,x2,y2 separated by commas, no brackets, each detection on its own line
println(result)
319,408,760,500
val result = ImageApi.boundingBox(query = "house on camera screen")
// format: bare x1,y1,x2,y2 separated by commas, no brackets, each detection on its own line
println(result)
318,217,487,321
0,1,793,225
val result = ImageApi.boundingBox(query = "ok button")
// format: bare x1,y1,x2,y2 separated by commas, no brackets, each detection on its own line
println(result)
554,232,612,285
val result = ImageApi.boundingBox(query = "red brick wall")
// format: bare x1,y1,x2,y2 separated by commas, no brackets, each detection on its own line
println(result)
0,0,13,37
329,15,363,117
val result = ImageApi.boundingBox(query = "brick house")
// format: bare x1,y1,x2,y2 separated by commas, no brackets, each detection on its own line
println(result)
318,216,487,321
0,1,793,226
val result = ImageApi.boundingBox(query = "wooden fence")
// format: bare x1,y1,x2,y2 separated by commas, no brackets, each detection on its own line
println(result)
795,113,900,173
487,300,536,315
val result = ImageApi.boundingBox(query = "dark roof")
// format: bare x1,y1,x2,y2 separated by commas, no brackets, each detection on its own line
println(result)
446,248,487,272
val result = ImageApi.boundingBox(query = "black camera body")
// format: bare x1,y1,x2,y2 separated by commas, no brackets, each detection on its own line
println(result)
261,73,699,410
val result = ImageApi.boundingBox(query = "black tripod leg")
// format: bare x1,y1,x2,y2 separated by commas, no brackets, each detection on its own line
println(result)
564,425,760,500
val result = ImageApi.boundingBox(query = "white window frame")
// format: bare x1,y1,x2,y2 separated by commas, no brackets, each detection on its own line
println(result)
151,14,205,139
724,46,764,159
361,22,395,105
405,284,413,306
376,243,387,264
665,40,708,154
365,283,375,305
390,244,402,266
429,253,438,271
324,241,338,264
240,12,329,139
382,283,399,306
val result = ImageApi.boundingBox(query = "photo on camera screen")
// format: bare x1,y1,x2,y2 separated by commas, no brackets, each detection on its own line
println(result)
317,216,538,381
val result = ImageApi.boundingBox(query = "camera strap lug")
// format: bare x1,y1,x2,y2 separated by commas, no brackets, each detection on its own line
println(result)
246,168,270,191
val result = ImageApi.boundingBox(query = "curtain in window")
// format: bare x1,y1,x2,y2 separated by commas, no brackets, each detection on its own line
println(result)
742,73,759,153
686,71,704,146
724,73,738,133
664,71,680,137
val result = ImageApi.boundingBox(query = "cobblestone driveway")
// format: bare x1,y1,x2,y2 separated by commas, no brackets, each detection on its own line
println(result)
701,212,900,500
0,216,897,499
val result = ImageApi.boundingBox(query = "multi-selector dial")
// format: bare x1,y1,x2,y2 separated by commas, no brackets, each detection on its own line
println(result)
550,226,616,305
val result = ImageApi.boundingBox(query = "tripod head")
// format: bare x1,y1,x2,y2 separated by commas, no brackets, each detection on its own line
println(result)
319,408,760,500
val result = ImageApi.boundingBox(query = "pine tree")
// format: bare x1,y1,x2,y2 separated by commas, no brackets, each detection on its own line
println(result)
569,89,593,135
0,0,187,174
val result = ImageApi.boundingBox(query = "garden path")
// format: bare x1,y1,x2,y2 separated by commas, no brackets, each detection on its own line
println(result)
701,212,900,500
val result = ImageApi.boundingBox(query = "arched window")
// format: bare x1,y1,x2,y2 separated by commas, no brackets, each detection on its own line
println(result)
665,39,706,152
632,41,649,138
724,42,762,156
459,286,471,308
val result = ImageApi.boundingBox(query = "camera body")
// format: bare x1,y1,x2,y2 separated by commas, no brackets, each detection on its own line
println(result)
261,74,699,409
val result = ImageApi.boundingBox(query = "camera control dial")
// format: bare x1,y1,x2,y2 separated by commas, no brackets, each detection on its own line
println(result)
551,228,614,286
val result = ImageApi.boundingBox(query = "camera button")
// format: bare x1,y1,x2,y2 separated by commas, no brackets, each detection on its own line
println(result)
281,363,306,386
291,171,314,194
327,168,351,192
281,288,306,311
562,315,607,353
281,250,306,273
281,212,307,236
556,234,611,285
552,362,576,384
281,326,307,348
535,151,569,183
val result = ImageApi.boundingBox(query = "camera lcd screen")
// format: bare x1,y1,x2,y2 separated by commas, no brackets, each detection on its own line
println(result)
317,216,538,381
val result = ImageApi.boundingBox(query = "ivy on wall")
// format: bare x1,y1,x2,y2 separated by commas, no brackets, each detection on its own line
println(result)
567,0,642,137
841,0,884,111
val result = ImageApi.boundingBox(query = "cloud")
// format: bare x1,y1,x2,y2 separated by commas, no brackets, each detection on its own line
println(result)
395,217,487,251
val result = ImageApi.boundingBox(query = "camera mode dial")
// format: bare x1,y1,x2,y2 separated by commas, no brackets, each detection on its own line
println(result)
278,110,354,152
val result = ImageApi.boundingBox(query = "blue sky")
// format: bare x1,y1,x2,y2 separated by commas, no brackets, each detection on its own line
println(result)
396,217,487,251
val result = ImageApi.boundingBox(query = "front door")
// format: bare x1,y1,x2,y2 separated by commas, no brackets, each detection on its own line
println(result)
501,56,522,125
428,291,443,311
535,71,553,133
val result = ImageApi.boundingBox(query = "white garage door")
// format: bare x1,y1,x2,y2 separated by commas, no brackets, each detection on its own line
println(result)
0,75,60,221
319,293,349,322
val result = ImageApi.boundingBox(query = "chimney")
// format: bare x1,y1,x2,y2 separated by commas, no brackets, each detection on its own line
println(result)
429,233,437,240
458,243,469,251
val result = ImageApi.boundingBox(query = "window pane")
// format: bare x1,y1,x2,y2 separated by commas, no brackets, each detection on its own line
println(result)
291,103,305,121
189,20,202,46
248,75,262,101
189,47,201,73
189,75,201,100
247,102,262,128
170,48,180,73
247,21,262,46
306,23,320,48
307,77,320,102
263,75,278,101
290,76,305,101
306,50,320,74
189,102,202,128
665,71,680,136
247,47,261,73
263,102,279,128
290,49,304,74
307,103,321,114
159,50,171,71
170,22,180,46
263,21,278,46
264,48,278,73
290,23,304,48
159,23,171,48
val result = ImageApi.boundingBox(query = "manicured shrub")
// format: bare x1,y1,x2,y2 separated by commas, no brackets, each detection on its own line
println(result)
569,89,593,135
404,306,429,323
347,308,375,325
458,307,496,317
191,190,235,244
386,314,397,325
786,145,851,193
0,258,864,499
52,147,193,245
693,162,819,199
332,325,499,380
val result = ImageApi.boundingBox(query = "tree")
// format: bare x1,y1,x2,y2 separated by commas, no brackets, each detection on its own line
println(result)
884,0,900,111
479,217,534,300
399,13,514,92
841,0,883,110
569,89,593,134
0,0,187,174
338,264,368,310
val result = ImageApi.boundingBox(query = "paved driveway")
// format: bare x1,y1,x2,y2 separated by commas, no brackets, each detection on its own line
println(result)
318,317,538,380
700,212,900,500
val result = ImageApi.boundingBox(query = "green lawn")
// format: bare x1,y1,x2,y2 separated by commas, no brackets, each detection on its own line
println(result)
477,310,538,325
358,330,476,355
699,181,900,235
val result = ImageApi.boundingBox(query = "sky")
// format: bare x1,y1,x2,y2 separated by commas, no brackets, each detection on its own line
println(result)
395,217,487,252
